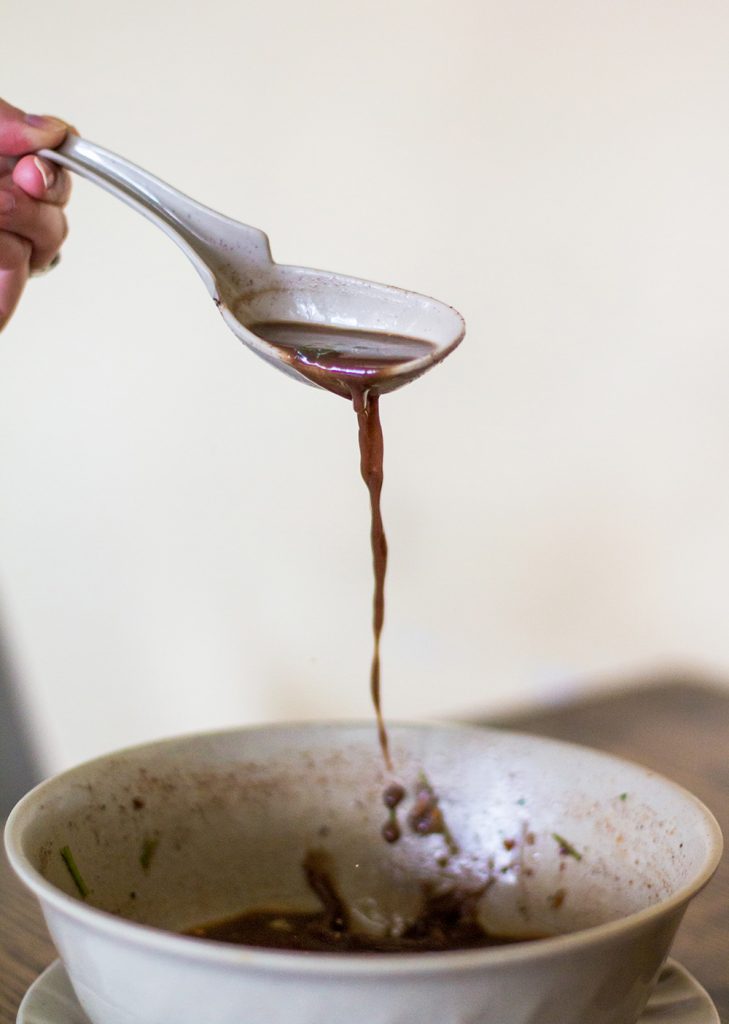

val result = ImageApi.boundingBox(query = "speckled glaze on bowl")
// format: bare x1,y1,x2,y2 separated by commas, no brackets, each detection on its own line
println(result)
5,722,722,1024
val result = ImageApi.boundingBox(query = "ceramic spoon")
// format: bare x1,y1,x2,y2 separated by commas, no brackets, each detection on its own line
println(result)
38,135,465,394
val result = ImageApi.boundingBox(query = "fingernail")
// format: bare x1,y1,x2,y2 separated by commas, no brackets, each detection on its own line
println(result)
0,191,15,214
24,114,67,131
33,156,55,190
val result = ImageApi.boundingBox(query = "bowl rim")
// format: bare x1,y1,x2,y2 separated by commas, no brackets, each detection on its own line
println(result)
4,720,724,976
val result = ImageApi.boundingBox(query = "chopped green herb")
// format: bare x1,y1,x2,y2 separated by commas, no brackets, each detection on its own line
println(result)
552,833,582,861
140,836,159,872
60,845,89,898
619,793,628,801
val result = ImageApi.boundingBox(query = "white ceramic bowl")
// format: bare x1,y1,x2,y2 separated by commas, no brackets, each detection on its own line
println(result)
5,723,722,1024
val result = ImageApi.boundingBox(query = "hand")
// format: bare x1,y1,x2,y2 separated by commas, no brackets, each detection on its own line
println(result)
0,99,72,332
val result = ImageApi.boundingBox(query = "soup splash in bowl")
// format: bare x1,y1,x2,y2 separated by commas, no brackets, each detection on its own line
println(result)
4,722,722,1024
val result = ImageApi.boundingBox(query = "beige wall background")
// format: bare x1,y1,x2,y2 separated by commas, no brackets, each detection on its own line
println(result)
1,1,729,773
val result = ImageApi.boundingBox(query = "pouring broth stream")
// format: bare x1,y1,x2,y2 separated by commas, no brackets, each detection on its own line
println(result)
251,321,436,769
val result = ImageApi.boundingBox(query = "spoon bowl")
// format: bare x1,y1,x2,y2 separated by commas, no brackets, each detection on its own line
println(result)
40,136,464,395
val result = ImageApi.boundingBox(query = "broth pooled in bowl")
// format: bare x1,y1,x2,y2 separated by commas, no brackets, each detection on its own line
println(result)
185,847,549,953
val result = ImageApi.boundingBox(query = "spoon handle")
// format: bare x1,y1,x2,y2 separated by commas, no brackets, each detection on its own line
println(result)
37,135,272,280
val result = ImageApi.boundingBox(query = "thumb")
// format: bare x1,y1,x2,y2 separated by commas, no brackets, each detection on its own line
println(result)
0,98,68,157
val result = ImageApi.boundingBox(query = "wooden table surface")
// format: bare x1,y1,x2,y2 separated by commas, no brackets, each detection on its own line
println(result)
1,680,727,1022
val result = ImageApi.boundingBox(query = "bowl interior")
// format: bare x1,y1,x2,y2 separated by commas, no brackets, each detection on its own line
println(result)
9,723,720,945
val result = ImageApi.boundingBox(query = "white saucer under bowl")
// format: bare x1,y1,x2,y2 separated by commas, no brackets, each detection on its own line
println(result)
17,958,719,1024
